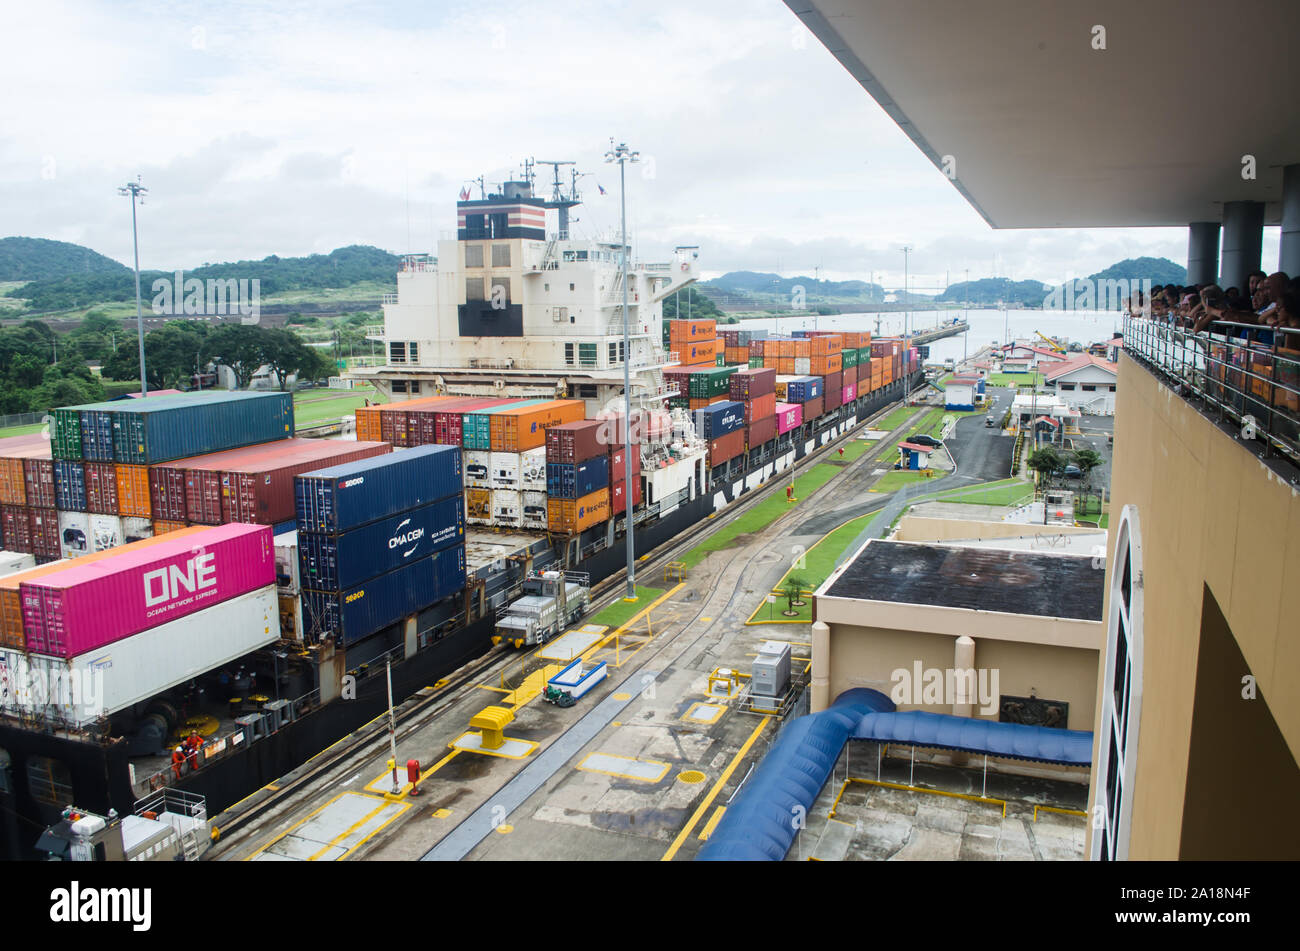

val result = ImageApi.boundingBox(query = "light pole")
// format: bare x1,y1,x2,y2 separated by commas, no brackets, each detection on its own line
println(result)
901,245,912,342
606,141,639,602
963,268,969,363
118,179,149,396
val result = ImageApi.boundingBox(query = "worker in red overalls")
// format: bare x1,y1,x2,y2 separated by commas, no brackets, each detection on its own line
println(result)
170,746,186,780
185,730,204,772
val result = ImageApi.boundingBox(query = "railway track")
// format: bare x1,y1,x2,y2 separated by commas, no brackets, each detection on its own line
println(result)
207,388,929,855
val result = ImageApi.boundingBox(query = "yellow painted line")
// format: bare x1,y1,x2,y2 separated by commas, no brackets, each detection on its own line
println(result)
1033,804,1087,822
307,796,393,861
244,791,348,861
698,806,727,841
839,777,1008,818
433,808,453,818
335,797,413,861
475,684,512,693
661,715,771,861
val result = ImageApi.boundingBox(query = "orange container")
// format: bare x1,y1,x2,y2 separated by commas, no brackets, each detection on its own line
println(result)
489,400,585,452
0,436,51,506
776,340,794,359
0,525,210,649
810,354,843,376
547,488,610,534
668,319,717,344
792,340,812,358
777,357,796,375
152,519,190,535
466,488,491,521
355,405,383,443
115,464,152,518
724,346,749,365
811,335,842,355
678,338,717,367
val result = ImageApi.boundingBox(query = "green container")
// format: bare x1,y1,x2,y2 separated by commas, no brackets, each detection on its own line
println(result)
748,357,764,369
52,407,85,460
842,347,859,369
687,366,738,399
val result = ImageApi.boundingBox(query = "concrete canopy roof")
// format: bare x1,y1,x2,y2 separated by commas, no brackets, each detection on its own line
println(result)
786,0,1300,228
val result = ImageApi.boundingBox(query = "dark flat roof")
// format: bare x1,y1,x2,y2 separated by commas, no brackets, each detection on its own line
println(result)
823,541,1103,621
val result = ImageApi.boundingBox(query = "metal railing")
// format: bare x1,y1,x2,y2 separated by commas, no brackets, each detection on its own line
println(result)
1123,316,1300,472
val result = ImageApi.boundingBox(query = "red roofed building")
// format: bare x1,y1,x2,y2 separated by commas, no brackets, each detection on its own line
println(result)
1045,354,1119,414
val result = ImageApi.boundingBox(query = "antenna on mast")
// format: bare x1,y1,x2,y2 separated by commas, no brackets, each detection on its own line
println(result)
534,159,580,238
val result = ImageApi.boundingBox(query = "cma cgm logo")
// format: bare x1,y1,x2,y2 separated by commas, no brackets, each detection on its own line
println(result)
143,554,216,607
389,518,423,557
341,477,364,489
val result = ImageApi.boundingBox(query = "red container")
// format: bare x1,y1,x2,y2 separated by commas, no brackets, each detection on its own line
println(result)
728,367,777,401
824,371,842,396
843,383,858,403
842,364,858,386
23,458,55,510
746,415,778,449
776,403,802,434
1,505,33,553
608,445,642,484
20,522,275,658
405,397,498,447
743,392,776,424
28,507,60,562
824,383,842,411
546,419,605,464
83,462,120,515
150,465,189,522
803,396,825,420
610,477,643,515
707,429,745,467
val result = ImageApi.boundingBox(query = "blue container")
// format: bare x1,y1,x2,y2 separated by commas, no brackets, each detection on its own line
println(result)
693,401,745,439
545,456,610,500
297,496,465,591
53,461,87,512
301,544,467,646
108,391,295,464
786,376,823,403
79,410,116,462
295,444,463,534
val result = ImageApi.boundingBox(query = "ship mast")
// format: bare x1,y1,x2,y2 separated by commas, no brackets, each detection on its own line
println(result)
534,159,580,238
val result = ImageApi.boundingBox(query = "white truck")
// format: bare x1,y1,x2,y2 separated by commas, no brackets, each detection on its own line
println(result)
492,570,591,648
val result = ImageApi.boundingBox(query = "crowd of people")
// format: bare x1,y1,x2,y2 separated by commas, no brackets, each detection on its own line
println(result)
1127,270,1300,346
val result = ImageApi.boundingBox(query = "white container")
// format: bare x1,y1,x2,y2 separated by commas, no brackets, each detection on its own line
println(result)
794,357,811,375
0,585,279,727
273,529,300,594
87,514,126,552
489,451,521,490
520,447,548,491
0,551,36,578
122,517,153,544
491,489,522,526
57,511,92,559
521,491,549,530
464,450,492,488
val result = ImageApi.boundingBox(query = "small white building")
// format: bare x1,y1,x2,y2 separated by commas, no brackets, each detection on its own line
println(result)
1045,355,1118,414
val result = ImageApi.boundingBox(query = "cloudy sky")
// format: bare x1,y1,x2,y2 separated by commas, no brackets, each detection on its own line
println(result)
0,0,1280,290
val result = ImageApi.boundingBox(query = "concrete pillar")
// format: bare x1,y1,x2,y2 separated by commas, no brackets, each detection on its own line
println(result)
951,635,976,766
1280,164,1300,277
1186,222,1220,286
403,615,418,659
1220,200,1265,294
810,621,830,713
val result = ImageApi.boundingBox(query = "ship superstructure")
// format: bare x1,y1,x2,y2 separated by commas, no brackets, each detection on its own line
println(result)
353,162,699,417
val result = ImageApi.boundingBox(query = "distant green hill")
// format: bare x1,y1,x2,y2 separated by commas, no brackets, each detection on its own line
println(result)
704,270,888,301
935,277,1051,307
0,237,129,282
1086,256,1186,285
4,244,400,313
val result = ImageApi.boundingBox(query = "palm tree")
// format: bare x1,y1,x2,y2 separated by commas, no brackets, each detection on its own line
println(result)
783,574,809,616
1027,447,1064,481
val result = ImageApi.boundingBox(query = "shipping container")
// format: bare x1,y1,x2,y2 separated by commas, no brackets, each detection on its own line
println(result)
667,319,716,343
0,586,279,725
0,435,51,506
824,381,842,411
546,419,606,464
21,522,276,658
295,444,462,534
114,464,151,518
842,383,858,404
152,519,189,535
78,409,116,462
57,512,90,559
29,507,60,562
745,415,778,450
464,449,491,489
686,367,738,400
609,477,643,515
608,445,641,484
707,428,745,467
354,404,383,443
462,399,544,450
546,488,610,534
489,447,547,491
156,438,393,527
489,400,585,452
83,462,119,515
0,505,33,554
794,357,811,376
404,397,509,447
54,461,87,512
803,396,825,420
0,551,35,578
373,395,456,447
776,403,803,434
429,398,515,447
465,487,492,525
301,545,466,647
546,456,610,500
693,400,745,439
785,376,824,403
810,353,843,376
491,489,522,525
521,491,548,530
728,367,776,401
24,456,56,510
678,338,718,367
297,495,464,592
842,347,859,369
743,392,777,424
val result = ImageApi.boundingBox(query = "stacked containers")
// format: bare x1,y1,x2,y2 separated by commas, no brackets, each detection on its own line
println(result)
296,445,466,647
776,403,803,434
668,319,716,364
490,399,585,452
696,400,745,468
545,419,612,534
729,368,777,452
0,437,60,562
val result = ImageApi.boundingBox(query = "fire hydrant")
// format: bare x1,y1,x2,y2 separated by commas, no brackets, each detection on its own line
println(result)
407,759,421,796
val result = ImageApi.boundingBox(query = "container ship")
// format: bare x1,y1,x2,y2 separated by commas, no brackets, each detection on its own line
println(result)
0,161,919,858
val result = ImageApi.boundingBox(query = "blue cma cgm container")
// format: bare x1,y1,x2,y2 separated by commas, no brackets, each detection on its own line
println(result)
693,401,745,439
53,461,87,512
109,391,295,464
297,495,465,591
301,545,467,646
545,455,610,500
786,376,823,403
295,444,463,534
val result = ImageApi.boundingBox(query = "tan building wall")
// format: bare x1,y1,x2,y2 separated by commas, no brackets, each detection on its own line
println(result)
1099,354,1300,859
896,516,1099,544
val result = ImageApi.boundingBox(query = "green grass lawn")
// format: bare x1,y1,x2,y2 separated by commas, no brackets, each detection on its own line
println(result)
748,511,877,623
681,462,841,568
588,586,667,628
986,372,1045,387
870,405,918,432
0,422,48,439
870,468,947,493
932,478,1035,507
292,386,379,428
828,438,876,464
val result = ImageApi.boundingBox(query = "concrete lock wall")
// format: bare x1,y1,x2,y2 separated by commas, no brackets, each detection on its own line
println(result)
1102,354,1300,859
895,516,1100,544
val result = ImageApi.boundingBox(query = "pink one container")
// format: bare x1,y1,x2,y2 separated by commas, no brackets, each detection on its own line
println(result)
21,522,275,658
775,403,803,435
842,383,857,403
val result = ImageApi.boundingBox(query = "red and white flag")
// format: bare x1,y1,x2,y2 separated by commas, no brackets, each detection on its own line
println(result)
459,187,471,201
